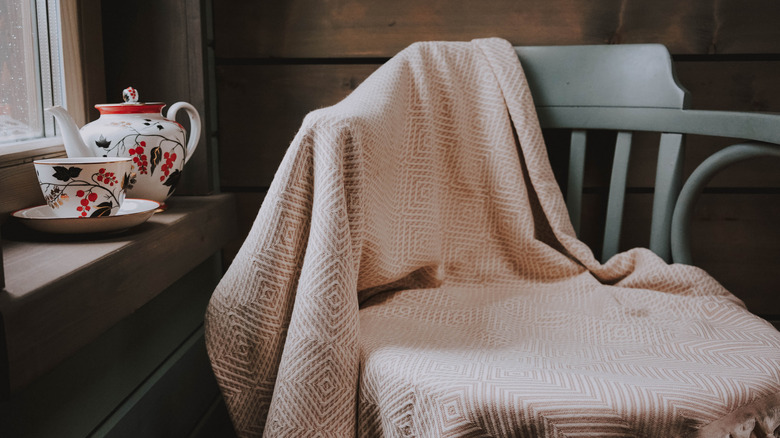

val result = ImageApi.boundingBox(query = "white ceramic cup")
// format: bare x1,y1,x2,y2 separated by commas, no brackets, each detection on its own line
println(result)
33,157,133,218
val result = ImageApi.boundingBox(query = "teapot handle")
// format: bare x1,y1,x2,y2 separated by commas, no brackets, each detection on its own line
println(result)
166,102,201,164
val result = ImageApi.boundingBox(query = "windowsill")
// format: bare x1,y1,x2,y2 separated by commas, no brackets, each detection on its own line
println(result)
0,137,66,168
0,193,236,395
0,137,68,222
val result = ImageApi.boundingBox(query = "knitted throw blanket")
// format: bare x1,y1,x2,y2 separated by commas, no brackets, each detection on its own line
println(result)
206,38,780,437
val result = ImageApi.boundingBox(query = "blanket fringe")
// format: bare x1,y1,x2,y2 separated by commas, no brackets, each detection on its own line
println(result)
694,393,780,438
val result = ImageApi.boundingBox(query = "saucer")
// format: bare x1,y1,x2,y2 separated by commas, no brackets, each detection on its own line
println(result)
12,199,161,234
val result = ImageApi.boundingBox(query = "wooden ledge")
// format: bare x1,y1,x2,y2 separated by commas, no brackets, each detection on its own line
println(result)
0,194,236,395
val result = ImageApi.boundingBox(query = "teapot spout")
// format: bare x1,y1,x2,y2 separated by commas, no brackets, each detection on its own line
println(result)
46,106,95,157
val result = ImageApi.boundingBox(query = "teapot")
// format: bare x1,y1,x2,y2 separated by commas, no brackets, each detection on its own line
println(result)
46,87,201,205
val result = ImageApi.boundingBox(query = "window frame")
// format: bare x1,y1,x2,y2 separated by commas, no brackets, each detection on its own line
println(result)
0,1,87,214
0,0,86,160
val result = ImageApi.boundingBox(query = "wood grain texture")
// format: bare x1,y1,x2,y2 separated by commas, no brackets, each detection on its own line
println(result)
0,194,236,394
689,194,780,310
217,64,380,187
90,329,218,438
217,61,780,188
213,0,780,58
188,395,239,438
0,256,219,436
0,163,47,224
222,191,267,268
77,0,106,123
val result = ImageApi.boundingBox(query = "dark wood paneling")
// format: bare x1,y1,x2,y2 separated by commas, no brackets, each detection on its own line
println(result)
217,64,380,187
189,395,239,438
94,331,218,438
678,61,780,112
214,0,780,59
77,0,106,124
222,191,267,268
0,257,220,437
689,194,780,313
218,61,780,188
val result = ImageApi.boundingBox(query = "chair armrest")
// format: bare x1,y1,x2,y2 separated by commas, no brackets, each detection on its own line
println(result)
671,142,780,264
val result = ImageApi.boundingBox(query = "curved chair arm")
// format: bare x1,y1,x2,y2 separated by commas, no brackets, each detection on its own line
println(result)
671,142,780,265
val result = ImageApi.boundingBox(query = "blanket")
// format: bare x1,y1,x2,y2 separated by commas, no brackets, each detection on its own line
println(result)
205,38,780,437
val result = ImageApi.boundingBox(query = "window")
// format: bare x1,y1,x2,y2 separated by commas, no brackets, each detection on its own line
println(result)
0,0,64,146
0,0,81,224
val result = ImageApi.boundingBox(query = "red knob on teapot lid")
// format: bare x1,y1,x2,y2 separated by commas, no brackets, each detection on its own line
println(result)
95,87,164,115
122,87,139,103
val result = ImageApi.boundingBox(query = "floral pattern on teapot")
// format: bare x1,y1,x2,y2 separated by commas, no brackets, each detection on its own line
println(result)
83,112,186,198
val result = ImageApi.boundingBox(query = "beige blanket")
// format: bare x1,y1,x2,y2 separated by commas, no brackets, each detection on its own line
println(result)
206,38,780,437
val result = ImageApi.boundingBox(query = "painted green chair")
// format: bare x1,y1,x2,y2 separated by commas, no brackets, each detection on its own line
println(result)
516,44,780,265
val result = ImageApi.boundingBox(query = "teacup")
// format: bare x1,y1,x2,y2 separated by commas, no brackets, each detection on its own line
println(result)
34,157,134,218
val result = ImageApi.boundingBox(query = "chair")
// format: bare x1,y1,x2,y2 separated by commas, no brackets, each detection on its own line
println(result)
515,44,780,265
207,40,780,437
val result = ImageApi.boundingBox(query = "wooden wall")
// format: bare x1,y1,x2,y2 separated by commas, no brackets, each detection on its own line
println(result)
213,0,780,318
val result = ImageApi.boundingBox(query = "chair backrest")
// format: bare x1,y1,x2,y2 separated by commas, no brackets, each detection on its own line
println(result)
515,44,780,264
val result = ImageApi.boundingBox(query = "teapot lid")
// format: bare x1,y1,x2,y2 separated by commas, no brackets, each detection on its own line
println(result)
95,87,165,115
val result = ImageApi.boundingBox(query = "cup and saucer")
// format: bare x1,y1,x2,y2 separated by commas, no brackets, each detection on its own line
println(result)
12,157,160,234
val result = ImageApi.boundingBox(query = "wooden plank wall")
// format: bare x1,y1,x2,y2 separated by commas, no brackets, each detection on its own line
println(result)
213,0,780,317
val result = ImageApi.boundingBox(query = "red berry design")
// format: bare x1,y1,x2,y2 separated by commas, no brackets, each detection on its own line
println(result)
76,190,85,197
129,140,150,173
157,150,178,179
88,192,98,202
135,153,149,174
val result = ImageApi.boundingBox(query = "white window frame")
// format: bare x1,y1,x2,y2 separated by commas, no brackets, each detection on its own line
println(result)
0,0,84,165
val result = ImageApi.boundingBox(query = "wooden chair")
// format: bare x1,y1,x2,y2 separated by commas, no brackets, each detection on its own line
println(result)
516,44,780,266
